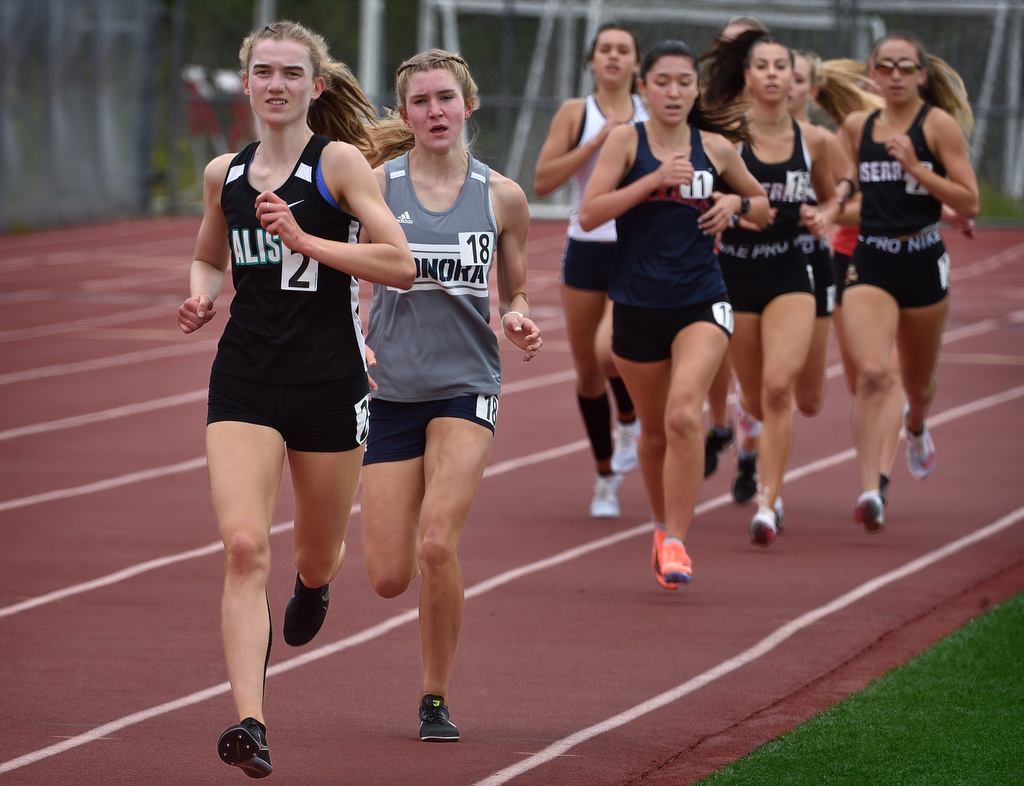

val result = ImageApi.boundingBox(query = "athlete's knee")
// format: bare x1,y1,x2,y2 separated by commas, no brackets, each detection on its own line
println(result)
222,529,271,580
417,530,458,578
855,362,890,398
664,402,701,443
761,378,794,415
367,565,414,599
575,367,606,399
293,545,342,589
795,384,825,417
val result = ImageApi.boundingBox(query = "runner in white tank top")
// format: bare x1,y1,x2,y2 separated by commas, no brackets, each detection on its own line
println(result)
533,24,645,520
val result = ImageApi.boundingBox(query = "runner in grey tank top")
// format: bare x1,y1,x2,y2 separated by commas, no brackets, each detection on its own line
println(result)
357,49,542,744
367,151,501,400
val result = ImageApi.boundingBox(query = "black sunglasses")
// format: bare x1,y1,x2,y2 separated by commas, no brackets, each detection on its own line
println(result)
874,59,923,76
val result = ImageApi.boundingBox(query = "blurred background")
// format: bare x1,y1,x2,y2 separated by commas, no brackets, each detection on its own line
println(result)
2,0,1022,233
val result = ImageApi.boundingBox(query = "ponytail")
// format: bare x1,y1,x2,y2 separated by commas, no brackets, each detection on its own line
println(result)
812,57,885,127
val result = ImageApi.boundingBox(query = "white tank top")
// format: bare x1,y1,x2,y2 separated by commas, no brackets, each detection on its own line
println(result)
567,93,649,242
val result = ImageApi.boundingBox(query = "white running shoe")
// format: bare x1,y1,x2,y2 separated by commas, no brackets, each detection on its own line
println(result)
904,405,936,480
749,508,777,547
610,419,640,474
590,473,623,518
853,490,885,533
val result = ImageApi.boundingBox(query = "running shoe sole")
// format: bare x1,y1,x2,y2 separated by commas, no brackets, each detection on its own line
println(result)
853,495,885,533
218,722,272,779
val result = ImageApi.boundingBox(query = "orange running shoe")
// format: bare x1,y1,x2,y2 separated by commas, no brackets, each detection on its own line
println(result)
652,532,692,589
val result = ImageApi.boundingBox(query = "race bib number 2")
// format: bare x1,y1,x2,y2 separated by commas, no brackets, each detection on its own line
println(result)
281,246,319,291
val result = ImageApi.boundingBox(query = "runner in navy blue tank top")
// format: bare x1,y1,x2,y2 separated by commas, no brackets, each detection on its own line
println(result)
702,31,840,548
580,40,768,590
176,22,414,777
837,33,979,533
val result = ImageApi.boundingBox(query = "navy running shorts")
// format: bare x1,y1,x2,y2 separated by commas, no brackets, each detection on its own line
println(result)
561,238,615,291
362,395,497,465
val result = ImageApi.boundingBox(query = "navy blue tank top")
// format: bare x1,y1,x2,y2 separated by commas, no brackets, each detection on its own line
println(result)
610,123,726,308
858,104,945,235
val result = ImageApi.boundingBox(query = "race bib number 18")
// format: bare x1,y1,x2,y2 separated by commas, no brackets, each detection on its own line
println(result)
459,232,495,267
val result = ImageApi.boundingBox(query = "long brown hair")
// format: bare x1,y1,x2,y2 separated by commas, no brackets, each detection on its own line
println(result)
640,40,750,144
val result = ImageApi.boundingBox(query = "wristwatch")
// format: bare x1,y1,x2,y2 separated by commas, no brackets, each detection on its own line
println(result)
740,196,750,214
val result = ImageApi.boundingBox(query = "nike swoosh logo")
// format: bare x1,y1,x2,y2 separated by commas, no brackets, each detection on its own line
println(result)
287,200,305,208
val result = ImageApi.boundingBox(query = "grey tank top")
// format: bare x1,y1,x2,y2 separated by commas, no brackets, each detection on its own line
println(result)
366,152,502,401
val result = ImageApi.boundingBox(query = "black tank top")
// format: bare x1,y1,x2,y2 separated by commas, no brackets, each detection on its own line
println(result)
858,104,945,236
214,135,366,383
722,118,813,244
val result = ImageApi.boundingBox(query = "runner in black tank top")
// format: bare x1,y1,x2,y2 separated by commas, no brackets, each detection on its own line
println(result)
701,31,839,548
837,33,979,533
176,22,414,778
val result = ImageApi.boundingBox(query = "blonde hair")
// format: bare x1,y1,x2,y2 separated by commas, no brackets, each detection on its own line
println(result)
238,21,385,165
869,33,974,139
796,54,885,126
374,49,481,163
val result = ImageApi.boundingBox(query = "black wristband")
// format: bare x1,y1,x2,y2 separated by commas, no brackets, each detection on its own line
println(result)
836,177,858,200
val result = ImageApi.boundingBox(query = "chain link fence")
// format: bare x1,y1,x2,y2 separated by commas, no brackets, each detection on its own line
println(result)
1,0,1021,233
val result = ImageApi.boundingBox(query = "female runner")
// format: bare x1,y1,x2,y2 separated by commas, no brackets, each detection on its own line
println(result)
533,23,646,518
580,39,768,588
177,21,414,778
359,49,542,740
701,31,839,546
838,32,978,531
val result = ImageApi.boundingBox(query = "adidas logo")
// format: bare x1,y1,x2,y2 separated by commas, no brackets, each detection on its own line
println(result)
396,211,413,224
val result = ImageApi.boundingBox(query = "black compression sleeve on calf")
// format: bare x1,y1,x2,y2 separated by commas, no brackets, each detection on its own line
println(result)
608,376,635,418
578,392,613,461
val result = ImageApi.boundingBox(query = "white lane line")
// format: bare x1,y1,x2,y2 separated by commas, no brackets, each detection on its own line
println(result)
0,374,581,515
0,458,207,514
0,390,208,442
0,439,592,620
0,340,218,386
471,503,1024,786
4,500,1021,777
0,385,1021,773
0,305,172,343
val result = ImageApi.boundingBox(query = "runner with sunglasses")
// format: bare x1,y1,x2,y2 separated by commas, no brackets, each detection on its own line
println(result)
837,32,978,532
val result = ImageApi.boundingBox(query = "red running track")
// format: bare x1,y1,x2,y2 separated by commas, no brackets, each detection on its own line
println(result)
1,218,1023,785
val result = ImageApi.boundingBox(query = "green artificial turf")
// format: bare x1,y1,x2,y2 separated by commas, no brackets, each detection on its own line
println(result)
697,592,1024,785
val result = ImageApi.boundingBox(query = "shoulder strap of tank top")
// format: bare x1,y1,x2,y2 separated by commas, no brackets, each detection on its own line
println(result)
573,96,597,150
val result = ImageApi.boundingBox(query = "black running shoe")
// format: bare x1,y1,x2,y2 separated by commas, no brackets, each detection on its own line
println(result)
732,453,757,505
703,425,735,478
283,572,330,646
218,717,272,779
419,694,460,741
